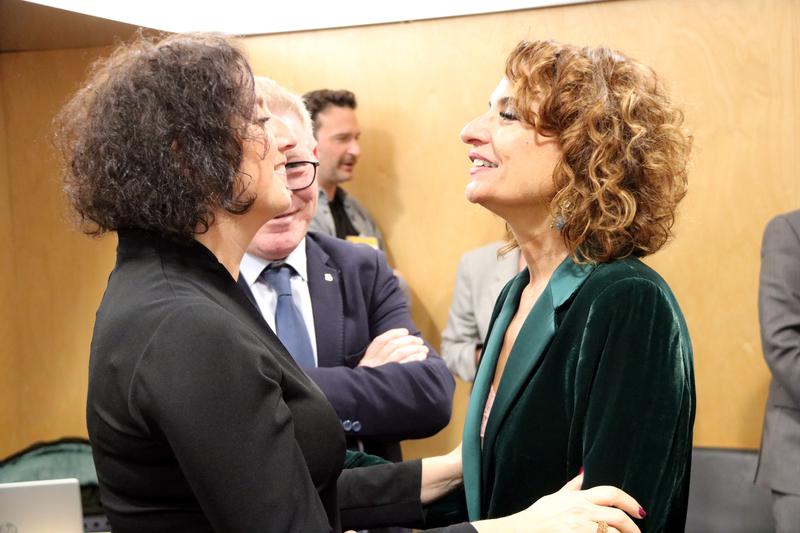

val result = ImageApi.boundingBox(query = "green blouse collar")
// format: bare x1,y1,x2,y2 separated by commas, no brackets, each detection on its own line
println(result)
462,254,594,520
548,255,595,309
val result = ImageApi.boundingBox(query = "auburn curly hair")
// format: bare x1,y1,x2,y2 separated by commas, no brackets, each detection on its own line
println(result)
503,40,691,262
54,32,261,241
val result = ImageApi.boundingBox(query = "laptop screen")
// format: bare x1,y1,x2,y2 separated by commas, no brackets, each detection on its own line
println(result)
0,478,83,533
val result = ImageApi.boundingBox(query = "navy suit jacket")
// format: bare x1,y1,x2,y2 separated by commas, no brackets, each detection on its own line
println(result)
240,232,454,461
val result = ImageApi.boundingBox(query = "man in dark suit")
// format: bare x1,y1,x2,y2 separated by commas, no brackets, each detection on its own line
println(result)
239,78,454,463
755,209,800,532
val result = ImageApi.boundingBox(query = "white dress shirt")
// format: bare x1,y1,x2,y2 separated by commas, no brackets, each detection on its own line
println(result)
240,238,319,366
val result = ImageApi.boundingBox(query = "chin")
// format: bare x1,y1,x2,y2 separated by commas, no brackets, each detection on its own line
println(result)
464,181,486,205
252,234,299,261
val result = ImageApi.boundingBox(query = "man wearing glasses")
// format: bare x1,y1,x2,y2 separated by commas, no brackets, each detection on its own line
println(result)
240,78,454,468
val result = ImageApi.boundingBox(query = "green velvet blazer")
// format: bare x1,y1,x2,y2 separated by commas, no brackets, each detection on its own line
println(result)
446,257,695,532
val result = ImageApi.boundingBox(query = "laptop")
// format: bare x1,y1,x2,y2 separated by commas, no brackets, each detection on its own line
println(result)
0,478,83,533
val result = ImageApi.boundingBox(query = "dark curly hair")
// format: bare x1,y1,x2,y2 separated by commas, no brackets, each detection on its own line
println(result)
504,40,692,262
302,89,356,137
55,32,261,240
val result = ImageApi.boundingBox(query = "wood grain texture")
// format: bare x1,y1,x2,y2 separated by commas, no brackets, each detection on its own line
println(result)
0,0,797,459
0,0,146,53
0,59,19,453
0,47,117,457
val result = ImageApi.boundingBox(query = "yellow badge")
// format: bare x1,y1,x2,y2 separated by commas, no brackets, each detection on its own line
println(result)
346,235,379,250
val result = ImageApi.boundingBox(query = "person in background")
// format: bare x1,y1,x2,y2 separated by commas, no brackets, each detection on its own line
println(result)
441,241,523,382
755,209,800,533
303,88,413,305
304,89,384,250
241,77,454,466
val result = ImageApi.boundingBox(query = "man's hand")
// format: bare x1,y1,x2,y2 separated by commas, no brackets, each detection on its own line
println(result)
358,328,429,367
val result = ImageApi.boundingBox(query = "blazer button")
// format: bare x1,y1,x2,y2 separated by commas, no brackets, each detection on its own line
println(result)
342,420,353,431
352,421,362,433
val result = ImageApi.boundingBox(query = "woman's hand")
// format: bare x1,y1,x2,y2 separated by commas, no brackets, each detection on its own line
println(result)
420,442,463,504
472,473,643,533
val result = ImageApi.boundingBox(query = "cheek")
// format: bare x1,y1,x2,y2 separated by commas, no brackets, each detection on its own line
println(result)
298,192,317,219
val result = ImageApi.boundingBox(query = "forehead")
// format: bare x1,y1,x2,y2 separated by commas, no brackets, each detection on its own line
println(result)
489,77,512,106
254,85,269,111
275,110,315,155
317,105,359,131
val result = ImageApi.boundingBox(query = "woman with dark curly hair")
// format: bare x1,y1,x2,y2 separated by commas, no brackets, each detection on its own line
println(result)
57,33,647,533
56,32,330,532
446,39,695,533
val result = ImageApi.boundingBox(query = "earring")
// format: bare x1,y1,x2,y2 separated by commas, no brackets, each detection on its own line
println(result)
550,198,572,231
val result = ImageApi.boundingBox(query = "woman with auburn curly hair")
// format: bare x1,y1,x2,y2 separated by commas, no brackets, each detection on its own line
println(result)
449,39,695,532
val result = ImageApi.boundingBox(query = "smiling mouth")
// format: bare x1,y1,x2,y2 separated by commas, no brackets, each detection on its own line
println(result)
471,158,498,168
274,210,297,219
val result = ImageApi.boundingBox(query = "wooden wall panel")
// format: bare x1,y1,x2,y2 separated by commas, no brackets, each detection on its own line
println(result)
0,47,116,457
0,60,20,453
0,0,797,459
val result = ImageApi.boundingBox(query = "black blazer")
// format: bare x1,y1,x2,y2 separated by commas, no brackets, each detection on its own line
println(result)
87,230,421,532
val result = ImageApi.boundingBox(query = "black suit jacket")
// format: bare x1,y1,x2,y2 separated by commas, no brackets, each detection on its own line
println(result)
240,232,455,461
87,230,424,532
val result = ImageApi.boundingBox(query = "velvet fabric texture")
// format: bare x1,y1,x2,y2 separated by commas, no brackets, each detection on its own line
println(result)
448,257,695,533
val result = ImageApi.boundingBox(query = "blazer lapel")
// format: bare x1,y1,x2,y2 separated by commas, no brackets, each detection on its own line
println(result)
306,236,344,368
480,280,554,460
463,271,528,520
236,274,259,309
480,258,594,506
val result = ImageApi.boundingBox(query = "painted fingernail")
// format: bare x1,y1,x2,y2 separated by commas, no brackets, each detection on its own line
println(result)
639,507,647,518
578,466,584,475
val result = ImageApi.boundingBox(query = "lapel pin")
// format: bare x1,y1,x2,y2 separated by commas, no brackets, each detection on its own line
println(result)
324,273,334,282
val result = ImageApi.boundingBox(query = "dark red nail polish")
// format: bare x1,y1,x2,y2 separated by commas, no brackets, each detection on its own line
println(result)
639,507,647,518
578,466,584,475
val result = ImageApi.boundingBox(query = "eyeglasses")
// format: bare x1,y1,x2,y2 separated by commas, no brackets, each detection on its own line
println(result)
285,160,319,191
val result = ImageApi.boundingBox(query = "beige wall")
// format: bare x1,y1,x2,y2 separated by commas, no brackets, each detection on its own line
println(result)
0,47,117,457
1,0,798,459
0,59,18,449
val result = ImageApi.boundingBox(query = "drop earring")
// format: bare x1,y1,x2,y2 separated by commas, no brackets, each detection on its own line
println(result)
550,198,572,231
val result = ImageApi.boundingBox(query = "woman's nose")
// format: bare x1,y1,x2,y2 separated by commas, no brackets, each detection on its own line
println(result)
460,113,490,146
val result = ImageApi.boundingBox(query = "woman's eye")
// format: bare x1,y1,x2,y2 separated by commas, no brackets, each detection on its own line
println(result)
499,111,518,121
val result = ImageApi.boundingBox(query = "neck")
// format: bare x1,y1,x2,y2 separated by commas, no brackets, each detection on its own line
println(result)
507,212,569,286
321,182,338,201
194,210,261,279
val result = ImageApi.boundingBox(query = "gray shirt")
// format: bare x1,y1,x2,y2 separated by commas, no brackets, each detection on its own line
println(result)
311,187,384,250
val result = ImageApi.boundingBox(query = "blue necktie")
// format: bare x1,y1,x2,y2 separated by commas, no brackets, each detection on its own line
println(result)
260,264,316,369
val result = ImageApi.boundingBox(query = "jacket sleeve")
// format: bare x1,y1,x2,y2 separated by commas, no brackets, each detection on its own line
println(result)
130,303,331,533
441,254,481,382
759,214,800,406
338,456,476,533
306,250,455,441
579,278,695,533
